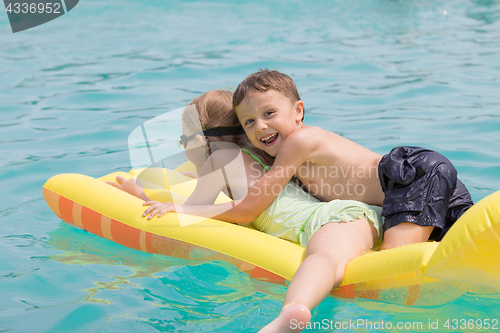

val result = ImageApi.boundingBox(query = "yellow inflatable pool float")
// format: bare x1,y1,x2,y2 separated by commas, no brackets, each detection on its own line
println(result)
43,165,500,306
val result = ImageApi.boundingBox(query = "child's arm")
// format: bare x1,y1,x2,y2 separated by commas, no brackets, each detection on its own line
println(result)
212,130,319,223
143,199,244,221
183,149,249,205
149,130,319,223
143,131,319,223
142,149,252,221
183,159,226,205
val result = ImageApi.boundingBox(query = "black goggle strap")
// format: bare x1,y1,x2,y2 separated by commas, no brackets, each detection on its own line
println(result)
202,126,245,137
179,126,245,148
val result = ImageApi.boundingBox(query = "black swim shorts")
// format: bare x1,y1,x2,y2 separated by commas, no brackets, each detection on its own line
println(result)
378,146,473,241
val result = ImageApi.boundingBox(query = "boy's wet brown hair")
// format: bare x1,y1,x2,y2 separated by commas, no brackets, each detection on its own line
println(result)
232,70,304,120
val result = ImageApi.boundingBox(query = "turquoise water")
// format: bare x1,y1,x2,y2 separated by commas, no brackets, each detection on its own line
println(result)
1,0,500,332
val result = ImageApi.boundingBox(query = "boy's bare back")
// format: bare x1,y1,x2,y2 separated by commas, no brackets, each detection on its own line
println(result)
280,125,385,206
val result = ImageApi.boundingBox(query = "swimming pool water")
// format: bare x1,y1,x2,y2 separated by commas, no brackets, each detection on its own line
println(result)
1,0,500,332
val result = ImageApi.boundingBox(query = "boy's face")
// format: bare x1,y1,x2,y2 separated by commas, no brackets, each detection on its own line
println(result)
235,89,303,157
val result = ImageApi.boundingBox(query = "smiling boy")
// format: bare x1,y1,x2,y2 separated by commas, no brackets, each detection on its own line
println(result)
226,70,473,250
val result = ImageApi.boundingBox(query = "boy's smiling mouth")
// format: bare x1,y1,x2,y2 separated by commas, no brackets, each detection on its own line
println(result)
260,133,278,146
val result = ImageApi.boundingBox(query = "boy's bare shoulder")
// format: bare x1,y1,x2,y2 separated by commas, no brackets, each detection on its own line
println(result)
302,125,337,136
285,126,338,148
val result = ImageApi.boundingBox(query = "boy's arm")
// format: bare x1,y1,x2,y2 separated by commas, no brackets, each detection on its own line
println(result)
150,132,312,223
146,131,319,224
144,199,247,223
148,131,316,224
212,130,319,223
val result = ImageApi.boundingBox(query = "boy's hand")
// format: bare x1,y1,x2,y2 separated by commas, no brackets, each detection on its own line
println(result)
107,176,147,200
143,201,184,219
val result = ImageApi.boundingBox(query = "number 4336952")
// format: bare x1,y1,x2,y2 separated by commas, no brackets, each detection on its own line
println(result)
5,2,62,14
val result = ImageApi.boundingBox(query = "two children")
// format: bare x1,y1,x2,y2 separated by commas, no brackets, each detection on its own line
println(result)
113,89,384,333
114,70,474,333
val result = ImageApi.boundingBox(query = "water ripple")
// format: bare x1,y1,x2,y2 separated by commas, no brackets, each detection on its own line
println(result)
1,0,500,331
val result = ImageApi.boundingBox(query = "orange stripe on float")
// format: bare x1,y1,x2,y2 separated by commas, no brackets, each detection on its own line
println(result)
72,203,83,228
81,206,104,237
249,266,285,283
43,188,61,217
101,215,113,241
59,196,74,223
331,284,355,299
404,284,420,306
111,219,141,251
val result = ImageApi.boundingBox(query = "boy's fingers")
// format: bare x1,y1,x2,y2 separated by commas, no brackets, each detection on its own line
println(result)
142,202,165,218
143,206,154,216
158,205,176,217
158,207,169,217
148,208,161,219
106,181,119,188
143,203,161,216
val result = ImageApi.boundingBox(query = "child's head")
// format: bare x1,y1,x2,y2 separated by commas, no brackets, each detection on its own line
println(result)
181,90,258,168
184,90,239,143
232,70,304,157
233,70,304,120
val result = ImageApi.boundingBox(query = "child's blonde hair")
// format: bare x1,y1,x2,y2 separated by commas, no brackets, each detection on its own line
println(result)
183,90,260,153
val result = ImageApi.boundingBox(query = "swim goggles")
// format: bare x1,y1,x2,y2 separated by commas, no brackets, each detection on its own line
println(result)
177,126,245,149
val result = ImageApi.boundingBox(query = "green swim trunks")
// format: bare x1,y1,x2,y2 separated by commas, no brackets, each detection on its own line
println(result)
251,180,383,247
